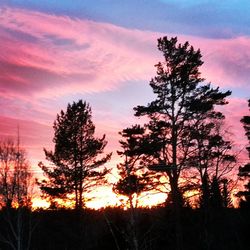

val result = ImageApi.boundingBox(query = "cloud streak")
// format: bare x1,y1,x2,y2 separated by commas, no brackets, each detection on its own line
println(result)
0,7,160,99
0,6,249,172
0,6,250,99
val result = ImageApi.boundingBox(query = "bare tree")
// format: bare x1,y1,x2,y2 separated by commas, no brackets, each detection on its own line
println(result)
0,138,32,209
0,135,35,250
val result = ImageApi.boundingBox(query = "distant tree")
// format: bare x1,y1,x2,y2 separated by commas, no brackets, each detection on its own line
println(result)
0,138,32,209
113,125,159,207
188,121,236,209
113,125,160,250
133,36,231,250
221,178,232,208
237,99,250,208
0,136,34,250
38,100,111,209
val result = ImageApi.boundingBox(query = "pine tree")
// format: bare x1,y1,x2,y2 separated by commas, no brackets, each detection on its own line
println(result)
134,36,231,250
38,100,111,209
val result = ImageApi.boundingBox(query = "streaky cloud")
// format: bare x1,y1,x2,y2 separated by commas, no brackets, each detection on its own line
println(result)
0,6,249,172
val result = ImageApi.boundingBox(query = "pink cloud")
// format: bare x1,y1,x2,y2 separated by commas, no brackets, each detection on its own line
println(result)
200,37,250,88
0,7,159,99
222,97,249,147
0,6,249,100
0,6,249,182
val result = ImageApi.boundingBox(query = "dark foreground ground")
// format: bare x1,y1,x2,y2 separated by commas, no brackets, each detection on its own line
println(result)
0,206,249,250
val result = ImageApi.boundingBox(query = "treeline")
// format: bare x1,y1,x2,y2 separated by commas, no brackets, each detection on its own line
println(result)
0,36,249,250
0,207,249,250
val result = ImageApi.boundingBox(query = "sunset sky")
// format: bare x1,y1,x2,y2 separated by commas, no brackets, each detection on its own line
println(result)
0,1,250,207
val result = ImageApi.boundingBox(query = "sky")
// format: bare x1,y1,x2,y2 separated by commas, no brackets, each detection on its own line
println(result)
0,0,250,208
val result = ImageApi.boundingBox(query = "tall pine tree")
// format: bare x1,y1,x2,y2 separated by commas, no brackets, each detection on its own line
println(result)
134,36,231,250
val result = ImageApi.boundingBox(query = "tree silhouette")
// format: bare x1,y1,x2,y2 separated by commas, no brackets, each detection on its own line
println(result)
237,99,250,208
188,121,236,209
114,125,159,205
113,125,163,250
38,100,111,209
0,137,34,250
134,36,231,250
0,139,32,209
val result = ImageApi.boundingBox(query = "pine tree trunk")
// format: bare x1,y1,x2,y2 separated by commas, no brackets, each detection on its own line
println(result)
169,176,183,250
171,118,183,250
128,195,139,250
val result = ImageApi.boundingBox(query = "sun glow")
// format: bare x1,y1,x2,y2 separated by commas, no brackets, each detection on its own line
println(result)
31,188,168,210
32,197,50,210
138,192,167,207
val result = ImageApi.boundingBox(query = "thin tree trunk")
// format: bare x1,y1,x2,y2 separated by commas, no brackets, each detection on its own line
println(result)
79,163,83,209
